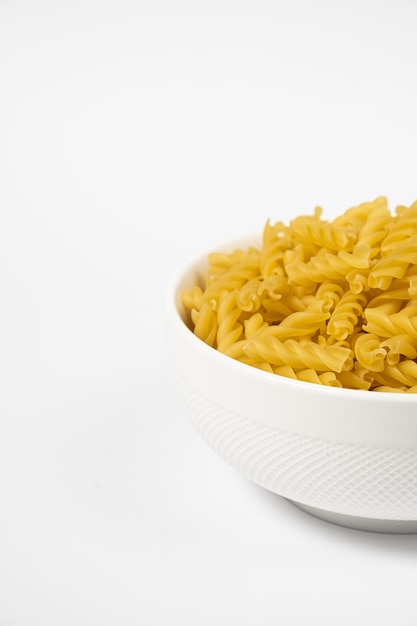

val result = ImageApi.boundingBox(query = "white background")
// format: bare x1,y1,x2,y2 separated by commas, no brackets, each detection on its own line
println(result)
1,0,417,624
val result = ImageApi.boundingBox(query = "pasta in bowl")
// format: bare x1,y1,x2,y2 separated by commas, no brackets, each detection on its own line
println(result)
167,197,417,532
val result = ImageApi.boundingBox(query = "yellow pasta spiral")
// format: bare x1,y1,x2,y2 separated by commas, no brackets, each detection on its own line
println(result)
236,279,262,312
244,332,352,372
327,291,367,341
216,291,244,354
380,201,417,255
353,333,386,372
257,300,329,340
191,303,217,347
380,335,417,365
364,303,417,338
368,234,417,290
355,197,391,256
260,220,291,277
289,206,356,252
286,245,371,287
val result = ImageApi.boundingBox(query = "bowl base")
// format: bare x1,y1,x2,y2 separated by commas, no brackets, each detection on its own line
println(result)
289,500,417,534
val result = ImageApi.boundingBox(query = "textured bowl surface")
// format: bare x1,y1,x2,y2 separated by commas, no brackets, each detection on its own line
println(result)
167,238,417,533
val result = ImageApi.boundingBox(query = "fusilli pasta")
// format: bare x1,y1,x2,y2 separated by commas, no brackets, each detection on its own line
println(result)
181,197,417,392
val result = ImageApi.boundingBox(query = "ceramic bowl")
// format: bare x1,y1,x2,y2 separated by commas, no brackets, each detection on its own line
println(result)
166,237,417,533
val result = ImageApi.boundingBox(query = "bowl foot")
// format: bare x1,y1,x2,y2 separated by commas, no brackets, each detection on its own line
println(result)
289,500,417,534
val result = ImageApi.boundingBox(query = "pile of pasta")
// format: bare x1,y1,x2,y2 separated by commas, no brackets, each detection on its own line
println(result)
181,197,417,392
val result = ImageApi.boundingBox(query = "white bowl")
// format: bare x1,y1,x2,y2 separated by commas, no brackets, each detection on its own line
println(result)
167,237,417,533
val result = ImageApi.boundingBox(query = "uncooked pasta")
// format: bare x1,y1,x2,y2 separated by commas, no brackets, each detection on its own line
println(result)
181,197,417,392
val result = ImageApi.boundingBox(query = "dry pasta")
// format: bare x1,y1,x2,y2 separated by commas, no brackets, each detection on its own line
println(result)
181,196,417,392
